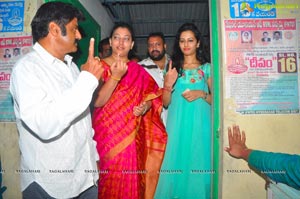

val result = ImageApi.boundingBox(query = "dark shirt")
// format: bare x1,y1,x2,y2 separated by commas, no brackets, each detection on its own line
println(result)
261,37,271,42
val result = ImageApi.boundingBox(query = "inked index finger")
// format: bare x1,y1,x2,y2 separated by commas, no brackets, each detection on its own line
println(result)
168,60,173,71
88,38,95,60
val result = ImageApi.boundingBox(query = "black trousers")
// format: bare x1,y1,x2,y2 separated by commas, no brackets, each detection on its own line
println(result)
22,182,98,199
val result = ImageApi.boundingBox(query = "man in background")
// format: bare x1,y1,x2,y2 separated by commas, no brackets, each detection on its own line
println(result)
139,32,170,125
98,37,111,58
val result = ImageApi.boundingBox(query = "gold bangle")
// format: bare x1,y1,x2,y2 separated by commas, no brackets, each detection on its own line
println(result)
111,75,121,81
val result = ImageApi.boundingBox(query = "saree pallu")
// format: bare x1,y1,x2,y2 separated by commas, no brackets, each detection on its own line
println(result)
92,61,167,199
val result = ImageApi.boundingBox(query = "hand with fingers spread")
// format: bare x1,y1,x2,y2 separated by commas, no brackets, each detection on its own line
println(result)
164,60,178,89
110,54,128,81
224,125,252,160
81,38,104,80
224,125,300,190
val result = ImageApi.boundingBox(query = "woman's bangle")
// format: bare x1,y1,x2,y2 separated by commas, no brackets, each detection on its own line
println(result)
111,75,121,81
203,92,208,99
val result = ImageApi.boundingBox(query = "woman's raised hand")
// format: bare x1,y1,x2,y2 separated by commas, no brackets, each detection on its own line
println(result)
164,60,178,88
110,54,128,80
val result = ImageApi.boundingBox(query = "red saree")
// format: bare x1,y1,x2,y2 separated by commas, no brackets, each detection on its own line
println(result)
92,61,167,199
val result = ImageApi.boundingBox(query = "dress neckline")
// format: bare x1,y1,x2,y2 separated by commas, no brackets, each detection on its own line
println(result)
183,64,202,71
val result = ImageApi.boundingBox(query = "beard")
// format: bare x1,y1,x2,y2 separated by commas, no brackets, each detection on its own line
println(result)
148,49,166,61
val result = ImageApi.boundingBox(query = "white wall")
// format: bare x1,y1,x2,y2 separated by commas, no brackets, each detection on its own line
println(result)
79,0,114,39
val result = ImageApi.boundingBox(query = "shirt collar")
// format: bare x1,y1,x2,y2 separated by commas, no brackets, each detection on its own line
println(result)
64,54,73,67
33,42,73,67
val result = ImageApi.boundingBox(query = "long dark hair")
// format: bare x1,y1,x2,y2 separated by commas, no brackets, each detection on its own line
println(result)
31,2,84,43
171,23,209,76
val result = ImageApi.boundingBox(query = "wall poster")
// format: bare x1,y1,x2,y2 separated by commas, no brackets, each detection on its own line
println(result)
224,18,299,114
0,1,24,32
0,1,30,121
0,35,32,121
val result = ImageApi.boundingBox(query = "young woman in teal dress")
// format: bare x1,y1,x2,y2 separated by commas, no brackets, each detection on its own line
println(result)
155,23,212,198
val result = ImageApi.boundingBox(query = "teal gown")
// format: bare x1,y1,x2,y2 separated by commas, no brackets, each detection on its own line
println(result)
155,63,212,199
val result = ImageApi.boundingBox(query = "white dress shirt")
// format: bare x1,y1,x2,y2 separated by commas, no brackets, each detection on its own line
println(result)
139,55,170,88
139,54,170,126
10,43,99,198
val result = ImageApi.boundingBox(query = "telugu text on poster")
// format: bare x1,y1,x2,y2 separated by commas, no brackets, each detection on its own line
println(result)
224,18,299,114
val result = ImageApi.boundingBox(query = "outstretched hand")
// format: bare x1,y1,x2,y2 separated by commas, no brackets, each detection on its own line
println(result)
224,125,252,160
81,38,104,80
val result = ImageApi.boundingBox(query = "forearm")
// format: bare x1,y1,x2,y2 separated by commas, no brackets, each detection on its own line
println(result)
194,90,211,104
205,77,212,104
248,150,300,189
162,87,172,107
204,93,212,104
94,77,119,107
241,148,253,161
144,101,152,114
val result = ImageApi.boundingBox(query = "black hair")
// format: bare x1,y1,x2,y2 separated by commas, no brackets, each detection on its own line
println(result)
128,50,141,61
147,32,165,44
171,23,209,76
98,37,110,53
110,22,135,42
31,2,84,43
273,31,281,35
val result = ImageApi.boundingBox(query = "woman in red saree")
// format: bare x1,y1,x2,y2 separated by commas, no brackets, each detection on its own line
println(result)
92,22,167,199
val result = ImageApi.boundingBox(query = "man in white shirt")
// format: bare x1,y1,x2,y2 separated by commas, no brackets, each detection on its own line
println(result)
10,2,103,198
139,32,170,125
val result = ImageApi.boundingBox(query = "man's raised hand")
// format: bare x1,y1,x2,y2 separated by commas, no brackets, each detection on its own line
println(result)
81,38,104,80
